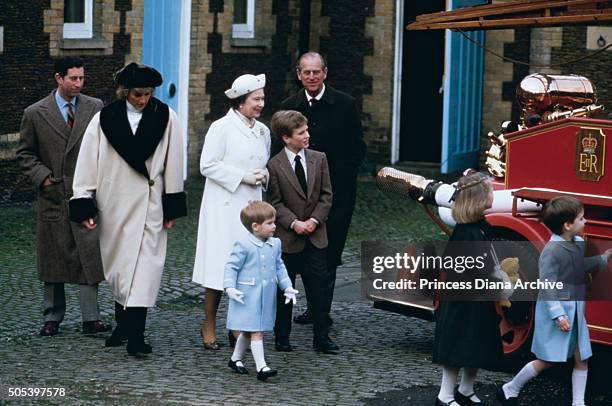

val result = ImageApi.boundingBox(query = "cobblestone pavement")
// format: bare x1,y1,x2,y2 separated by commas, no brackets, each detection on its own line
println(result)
1,179,611,405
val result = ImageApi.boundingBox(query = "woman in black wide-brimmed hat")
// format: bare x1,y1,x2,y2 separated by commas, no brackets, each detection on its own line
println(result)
70,63,187,356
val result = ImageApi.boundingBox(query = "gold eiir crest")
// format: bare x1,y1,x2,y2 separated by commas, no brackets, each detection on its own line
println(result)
574,127,606,181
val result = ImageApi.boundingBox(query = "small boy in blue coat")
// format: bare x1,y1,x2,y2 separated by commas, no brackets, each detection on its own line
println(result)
498,196,611,406
224,201,298,381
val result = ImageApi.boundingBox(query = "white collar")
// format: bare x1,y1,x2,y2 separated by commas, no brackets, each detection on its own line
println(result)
55,90,76,108
248,233,274,247
284,147,306,164
233,108,256,128
126,101,143,114
305,84,325,102
550,234,583,243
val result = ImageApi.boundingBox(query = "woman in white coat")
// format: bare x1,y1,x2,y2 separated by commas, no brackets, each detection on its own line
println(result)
192,74,270,349
70,63,187,356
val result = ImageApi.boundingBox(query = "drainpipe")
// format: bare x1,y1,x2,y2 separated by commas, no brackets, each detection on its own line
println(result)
299,0,311,55
391,1,404,164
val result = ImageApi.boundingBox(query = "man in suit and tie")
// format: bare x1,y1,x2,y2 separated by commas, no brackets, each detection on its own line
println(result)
267,110,338,353
16,57,110,336
279,52,366,325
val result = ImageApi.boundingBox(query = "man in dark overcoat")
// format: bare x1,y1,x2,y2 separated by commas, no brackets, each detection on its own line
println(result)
278,52,366,323
16,57,110,336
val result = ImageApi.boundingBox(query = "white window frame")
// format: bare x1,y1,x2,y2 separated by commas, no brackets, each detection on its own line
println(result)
232,0,255,39
63,0,93,39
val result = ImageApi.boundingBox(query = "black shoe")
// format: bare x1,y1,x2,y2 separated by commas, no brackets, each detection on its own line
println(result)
434,398,460,406
294,309,313,324
313,336,339,353
39,321,59,336
274,338,293,352
82,320,112,334
228,358,248,374
126,341,153,356
495,385,517,406
105,326,127,347
256,366,278,381
454,388,487,405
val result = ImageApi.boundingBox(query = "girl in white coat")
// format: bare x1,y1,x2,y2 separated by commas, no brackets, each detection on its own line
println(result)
192,74,270,349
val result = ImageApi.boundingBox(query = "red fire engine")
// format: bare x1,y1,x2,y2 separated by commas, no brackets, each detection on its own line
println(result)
372,73,612,365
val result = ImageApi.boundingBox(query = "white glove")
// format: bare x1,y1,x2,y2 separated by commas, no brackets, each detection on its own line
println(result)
226,287,245,304
283,287,298,305
252,168,269,184
241,171,266,186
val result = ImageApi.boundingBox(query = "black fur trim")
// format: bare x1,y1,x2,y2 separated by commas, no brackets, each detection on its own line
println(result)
162,192,187,221
69,198,97,223
99,98,169,179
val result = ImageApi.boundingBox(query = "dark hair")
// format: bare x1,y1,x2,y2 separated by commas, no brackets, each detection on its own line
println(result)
54,57,84,78
270,110,308,143
229,93,249,110
542,196,584,235
296,52,327,72
240,201,276,231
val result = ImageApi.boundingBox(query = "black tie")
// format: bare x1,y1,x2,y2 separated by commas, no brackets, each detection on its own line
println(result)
294,155,307,195
309,98,318,108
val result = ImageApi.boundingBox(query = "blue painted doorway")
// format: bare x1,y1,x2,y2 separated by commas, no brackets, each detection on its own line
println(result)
440,0,487,173
142,0,181,113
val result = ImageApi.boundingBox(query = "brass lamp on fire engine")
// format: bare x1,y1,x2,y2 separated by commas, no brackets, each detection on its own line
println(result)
485,73,604,179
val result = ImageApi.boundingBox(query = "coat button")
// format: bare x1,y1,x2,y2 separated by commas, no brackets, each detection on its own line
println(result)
148,179,155,186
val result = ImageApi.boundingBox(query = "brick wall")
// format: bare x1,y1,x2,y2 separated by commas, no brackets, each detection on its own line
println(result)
314,0,377,164
0,0,134,202
552,27,612,110
187,0,215,176
482,29,516,137
184,0,385,175
205,0,294,123
125,0,144,64
319,0,374,113
363,0,394,163
482,25,611,140
186,0,298,176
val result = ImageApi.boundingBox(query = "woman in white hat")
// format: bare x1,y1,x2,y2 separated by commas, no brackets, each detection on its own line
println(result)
192,73,270,349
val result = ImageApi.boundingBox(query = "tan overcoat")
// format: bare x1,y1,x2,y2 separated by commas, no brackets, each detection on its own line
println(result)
16,91,104,284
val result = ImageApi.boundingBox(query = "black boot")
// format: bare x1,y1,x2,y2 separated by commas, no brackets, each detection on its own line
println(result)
105,302,127,347
126,307,152,356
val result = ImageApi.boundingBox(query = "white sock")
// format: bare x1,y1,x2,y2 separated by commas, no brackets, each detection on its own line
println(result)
458,367,481,403
437,366,459,403
251,339,267,372
230,333,249,362
571,368,588,406
503,361,539,398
